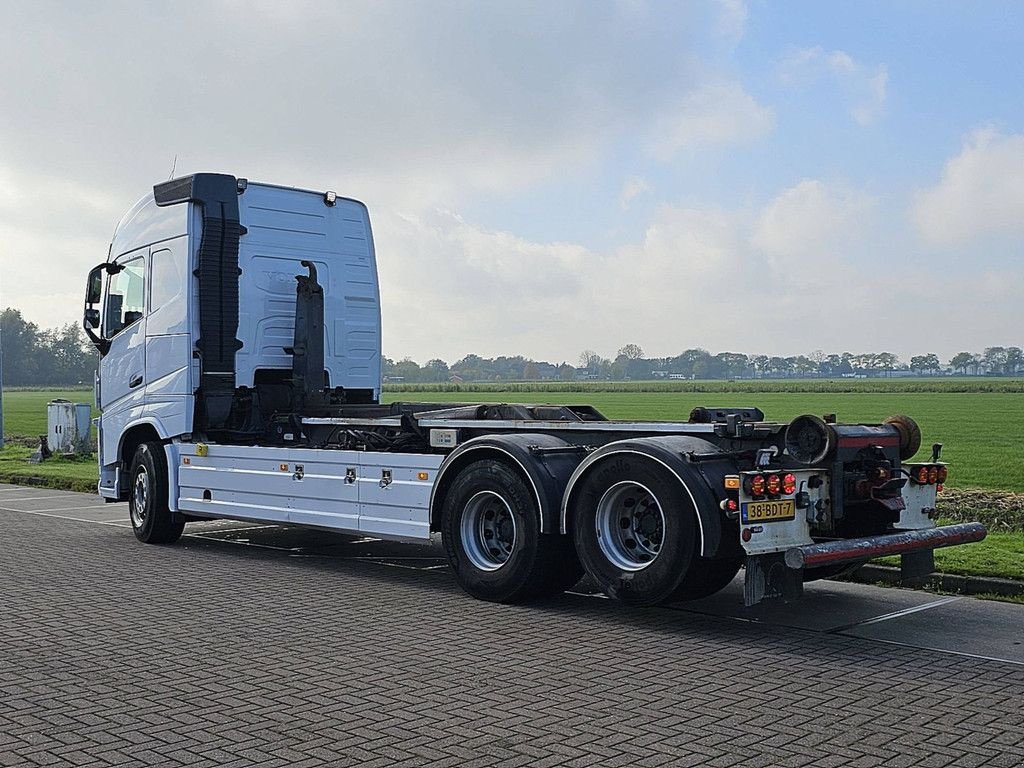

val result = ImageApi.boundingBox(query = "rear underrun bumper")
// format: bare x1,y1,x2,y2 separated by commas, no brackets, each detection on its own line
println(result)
784,522,988,569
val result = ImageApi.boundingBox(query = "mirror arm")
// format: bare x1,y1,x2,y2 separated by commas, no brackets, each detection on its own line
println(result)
82,321,110,356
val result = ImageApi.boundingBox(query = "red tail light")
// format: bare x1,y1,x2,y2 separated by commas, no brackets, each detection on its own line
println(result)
927,466,939,484
748,474,766,496
936,465,948,483
915,466,929,484
766,474,782,495
783,473,797,495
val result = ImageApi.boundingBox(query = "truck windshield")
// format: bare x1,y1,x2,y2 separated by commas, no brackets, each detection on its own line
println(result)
103,257,146,337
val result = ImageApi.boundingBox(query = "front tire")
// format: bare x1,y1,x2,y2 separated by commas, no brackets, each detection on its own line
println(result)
128,442,184,544
572,456,697,605
441,459,581,603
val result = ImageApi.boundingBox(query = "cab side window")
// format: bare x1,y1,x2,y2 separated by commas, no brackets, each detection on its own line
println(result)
103,257,146,337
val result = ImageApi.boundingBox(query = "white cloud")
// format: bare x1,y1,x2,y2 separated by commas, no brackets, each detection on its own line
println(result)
618,177,651,210
646,82,775,161
375,182,928,362
778,47,888,125
912,127,1024,246
714,0,748,43
751,179,877,275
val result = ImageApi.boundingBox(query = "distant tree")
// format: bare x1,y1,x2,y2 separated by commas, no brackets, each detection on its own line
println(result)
522,361,539,380
423,358,450,382
821,353,843,376
1006,347,1023,376
578,349,601,370
983,346,1008,375
616,343,644,360
839,352,855,375
874,352,899,376
713,352,749,379
1,308,42,386
949,352,973,375
557,363,575,381
751,355,769,378
42,323,97,386
809,349,825,373
393,357,422,381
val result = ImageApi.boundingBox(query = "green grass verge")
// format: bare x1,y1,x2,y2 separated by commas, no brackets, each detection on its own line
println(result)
0,445,98,493
874,527,1022,581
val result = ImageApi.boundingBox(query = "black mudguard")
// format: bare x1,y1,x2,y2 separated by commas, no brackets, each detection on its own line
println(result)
560,435,736,559
430,433,587,534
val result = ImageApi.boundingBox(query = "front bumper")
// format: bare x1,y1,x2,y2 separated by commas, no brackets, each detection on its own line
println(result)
784,522,988,569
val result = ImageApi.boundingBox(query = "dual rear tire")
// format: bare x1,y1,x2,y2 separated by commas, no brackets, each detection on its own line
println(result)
441,459,582,603
441,455,739,606
570,455,739,605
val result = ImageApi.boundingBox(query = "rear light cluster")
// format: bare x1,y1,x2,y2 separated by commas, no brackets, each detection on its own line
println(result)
744,473,797,498
910,464,948,486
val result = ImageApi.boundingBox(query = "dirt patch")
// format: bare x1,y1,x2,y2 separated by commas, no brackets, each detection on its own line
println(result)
939,488,1024,532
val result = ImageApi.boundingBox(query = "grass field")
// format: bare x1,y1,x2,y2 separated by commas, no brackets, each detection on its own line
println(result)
1,389,96,440
384,386,1024,493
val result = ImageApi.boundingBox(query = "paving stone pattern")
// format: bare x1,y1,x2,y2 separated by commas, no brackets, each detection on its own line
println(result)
1,509,1023,767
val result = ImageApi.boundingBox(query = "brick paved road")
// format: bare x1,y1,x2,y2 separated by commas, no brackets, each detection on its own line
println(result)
2,502,1023,767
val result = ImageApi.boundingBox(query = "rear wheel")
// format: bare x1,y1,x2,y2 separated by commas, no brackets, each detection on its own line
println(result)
441,459,581,603
572,456,697,605
128,442,184,544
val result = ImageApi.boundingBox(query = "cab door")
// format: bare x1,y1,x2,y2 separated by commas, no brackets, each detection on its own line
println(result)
98,252,147,460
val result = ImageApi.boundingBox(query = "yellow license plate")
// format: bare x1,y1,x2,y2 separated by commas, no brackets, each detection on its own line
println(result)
741,499,796,524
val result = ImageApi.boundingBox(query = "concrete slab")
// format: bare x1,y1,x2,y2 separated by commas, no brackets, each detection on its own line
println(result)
845,595,1024,664
675,575,945,632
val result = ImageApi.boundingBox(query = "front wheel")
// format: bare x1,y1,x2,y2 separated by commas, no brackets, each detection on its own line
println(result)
441,459,581,603
128,442,184,544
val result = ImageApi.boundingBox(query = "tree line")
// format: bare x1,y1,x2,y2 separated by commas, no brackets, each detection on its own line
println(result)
1,307,1020,387
0,309,97,387
386,345,1024,383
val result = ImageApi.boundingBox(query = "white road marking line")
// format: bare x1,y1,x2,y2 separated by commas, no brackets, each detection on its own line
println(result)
844,635,1024,667
826,596,963,633
2,508,132,528
11,505,116,514
0,494,82,503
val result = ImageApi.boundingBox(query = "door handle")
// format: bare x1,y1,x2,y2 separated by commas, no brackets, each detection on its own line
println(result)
129,374,144,388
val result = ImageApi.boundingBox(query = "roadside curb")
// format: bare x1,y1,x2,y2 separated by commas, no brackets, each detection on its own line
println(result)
844,563,1024,598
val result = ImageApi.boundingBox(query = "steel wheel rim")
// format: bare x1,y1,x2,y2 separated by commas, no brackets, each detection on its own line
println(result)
131,466,149,529
460,490,517,571
595,481,665,571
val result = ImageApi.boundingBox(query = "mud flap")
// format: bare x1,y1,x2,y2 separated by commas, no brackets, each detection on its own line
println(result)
900,549,935,585
744,553,803,607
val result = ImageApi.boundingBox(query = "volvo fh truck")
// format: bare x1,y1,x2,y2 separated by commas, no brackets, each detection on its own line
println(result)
82,173,986,606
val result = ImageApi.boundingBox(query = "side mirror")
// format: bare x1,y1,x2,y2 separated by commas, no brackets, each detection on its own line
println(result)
83,263,111,355
86,267,104,305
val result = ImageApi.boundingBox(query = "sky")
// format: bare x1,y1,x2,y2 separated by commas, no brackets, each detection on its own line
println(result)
1,0,1022,366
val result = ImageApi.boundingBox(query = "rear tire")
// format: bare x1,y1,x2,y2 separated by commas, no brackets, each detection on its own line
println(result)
128,442,184,544
571,455,697,606
441,459,581,603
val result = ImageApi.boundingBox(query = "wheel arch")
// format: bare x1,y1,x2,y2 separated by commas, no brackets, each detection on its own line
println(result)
560,436,734,558
430,433,585,534
116,422,164,500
